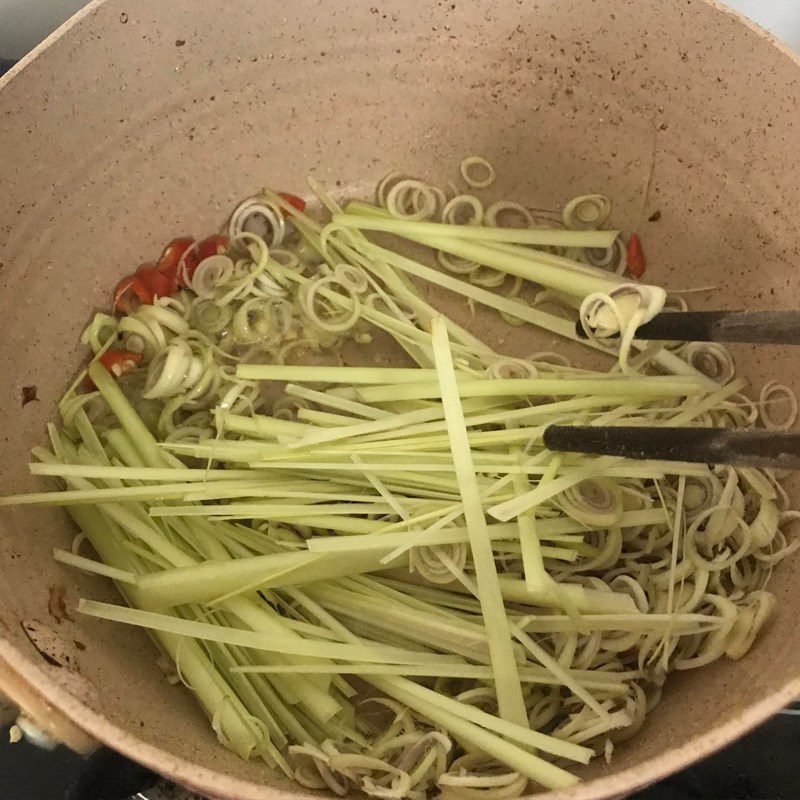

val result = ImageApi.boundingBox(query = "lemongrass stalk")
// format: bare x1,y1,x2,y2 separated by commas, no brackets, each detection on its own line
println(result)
495,576,637,614
358,396,616,443
376,453,536,564
489,456,620,522
87,363,173,469
43,447,269,760
136,548,411,608
330,426,546,453
371,676,586,782
290,188,496,362
510,623,613,723
183,486,401,504
286,383,392,419
72,408,110,464
398,229,622,294
515,449,557,593
304,583,493,660
237,365,441,383
53,549,138,583
260,514,383,535
200,639,289,751
345,574,468,622
221,413,309,440
399,572,639,616
305,509,666,554
352,454,410,519
233,663,630,691
150,501,395,518
430,317,527,727
197,459,556,476
348,237,705,380
286,397,500,449
78,599,460,666
357,375,708,404
517,612,722,634
295,409,367,427
0,479,274,507
497,542,580,562
666,378,747,426
489,239,635,284
158,630,267,761
331,213,618,248
220,597,341,722
29,463,259,482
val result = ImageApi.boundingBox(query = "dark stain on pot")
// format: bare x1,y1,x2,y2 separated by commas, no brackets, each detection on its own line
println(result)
47,585,73,624
21,385,38,406
21,621,64,668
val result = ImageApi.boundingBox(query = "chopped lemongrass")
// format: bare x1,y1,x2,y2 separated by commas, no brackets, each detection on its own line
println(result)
430,317,527,727
135,549,412,608
53,549,138,584
331,212,618,248
236,365,441,383
357,375,707,403
78,599,462,665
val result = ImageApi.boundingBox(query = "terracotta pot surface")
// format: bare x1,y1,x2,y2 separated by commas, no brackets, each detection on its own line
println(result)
1,1,799,798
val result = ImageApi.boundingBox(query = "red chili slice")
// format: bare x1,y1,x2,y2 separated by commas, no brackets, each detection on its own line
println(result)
157,236,195,292
178,234,230,286
85,349,143,389
626,233,645,279
197,234,229,260
136,264,173,300
114,275,153,314
278,192,307,213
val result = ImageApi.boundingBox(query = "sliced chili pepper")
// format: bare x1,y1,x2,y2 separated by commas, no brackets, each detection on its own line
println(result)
177,234,230,286
136,263,173,300
114,274,153,314
85,349,143,389
197,234,229,260
157,236,195,292
278,192,307,213
158,237,195,271
626,233,645,279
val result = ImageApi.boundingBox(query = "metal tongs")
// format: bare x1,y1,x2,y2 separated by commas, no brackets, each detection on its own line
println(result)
552,309,800,469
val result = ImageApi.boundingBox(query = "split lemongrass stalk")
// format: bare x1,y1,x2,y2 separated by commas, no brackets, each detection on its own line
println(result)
430,316,528,727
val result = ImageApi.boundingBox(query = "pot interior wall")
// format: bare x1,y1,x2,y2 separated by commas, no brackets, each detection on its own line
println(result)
1,1,799,797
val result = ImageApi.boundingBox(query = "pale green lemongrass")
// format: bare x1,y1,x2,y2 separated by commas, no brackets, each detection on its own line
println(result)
305,508,666,554
356,375,709,404
53,548,138,584
78,599,463,666
29,463,259,482
430,317,527,726
136,548,412,608
370,676,585,785
331,212,618,248
231,662,631,692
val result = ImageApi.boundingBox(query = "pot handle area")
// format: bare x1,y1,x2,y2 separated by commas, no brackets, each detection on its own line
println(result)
0,655,98,754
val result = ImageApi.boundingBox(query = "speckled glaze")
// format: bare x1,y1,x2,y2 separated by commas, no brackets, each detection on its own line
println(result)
1,1,799,798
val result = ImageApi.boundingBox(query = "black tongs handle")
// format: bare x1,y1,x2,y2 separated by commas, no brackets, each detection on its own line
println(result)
543,425,800,470
575,310,800,345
